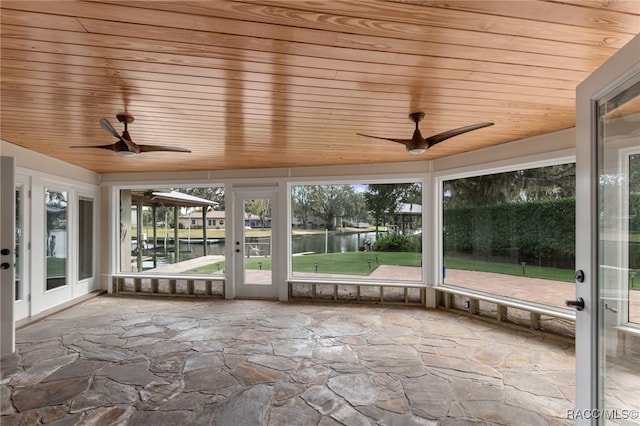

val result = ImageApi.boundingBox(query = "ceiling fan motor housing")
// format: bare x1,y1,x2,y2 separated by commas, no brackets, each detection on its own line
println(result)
116,112,134,124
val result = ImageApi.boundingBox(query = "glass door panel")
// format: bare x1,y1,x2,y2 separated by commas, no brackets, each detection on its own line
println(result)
78,197,94,281
15,184,23,302
13,180,30,321
597,74,640,421
234,193,278,299
45,188,68,290
243,198,272,285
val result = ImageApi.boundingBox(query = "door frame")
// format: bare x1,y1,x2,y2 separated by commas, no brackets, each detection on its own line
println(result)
575,33,640,422
231,187,281,300
14,172,31,321
1,157,16,354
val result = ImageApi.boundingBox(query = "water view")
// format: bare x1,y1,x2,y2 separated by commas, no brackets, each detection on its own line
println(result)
134,231,380,270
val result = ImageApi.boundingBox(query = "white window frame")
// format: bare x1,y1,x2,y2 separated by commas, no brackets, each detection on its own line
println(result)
432,150,576,301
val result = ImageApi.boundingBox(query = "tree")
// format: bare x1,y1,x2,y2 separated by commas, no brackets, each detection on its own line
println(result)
247,199,271,229
292,185,315,228
291,185,365,230
178,187,225,210
364,183,421,236
364,184,399,236
46,189,67,257
443,163,575,208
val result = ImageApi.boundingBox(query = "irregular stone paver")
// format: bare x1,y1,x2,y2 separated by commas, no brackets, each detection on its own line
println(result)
81,405,135,426
268,396,321,425
69,377,138,412
232,363,286,385
183,368,238,392
122,324,166,338
96,360,157,386
10,353,77,388
461,400,549,426
0,295,579,425
12,377,90,411
127,410,196,426
140,379,183,406
183,352,224,372
200,384,274,426
327,374,377,405
0,353,21,383
69,340,131,362
1,384,15,415
248,354,299,371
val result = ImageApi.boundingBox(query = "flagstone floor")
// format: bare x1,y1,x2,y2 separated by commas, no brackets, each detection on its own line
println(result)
1,295,576,425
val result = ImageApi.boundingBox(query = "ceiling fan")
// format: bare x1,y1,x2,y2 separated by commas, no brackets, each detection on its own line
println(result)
357,112,494,154
71,113,191,156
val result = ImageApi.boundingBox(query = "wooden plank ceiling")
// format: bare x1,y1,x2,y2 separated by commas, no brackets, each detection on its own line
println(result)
1,0,638,174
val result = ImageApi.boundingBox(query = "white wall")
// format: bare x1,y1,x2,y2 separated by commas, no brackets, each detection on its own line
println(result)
1,140,100,185
2,140,101,318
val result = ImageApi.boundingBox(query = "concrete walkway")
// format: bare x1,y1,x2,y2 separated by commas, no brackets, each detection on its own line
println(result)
1,296,577,425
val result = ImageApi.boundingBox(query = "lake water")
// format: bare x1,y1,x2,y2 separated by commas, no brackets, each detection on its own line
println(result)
139,231,379,269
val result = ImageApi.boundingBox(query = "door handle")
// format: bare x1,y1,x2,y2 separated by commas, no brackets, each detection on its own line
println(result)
565,297,585,311
1,262,10,270
1,248,9,256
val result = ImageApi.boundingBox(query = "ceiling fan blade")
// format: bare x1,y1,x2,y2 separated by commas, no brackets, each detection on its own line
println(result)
70,144,118,151
99,118,121,138
425,122,494,147
120,130,140,154
356,133,413,145
100,118,139,153
138,145,192,153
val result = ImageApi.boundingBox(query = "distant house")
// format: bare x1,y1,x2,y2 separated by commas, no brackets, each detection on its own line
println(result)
179,210,226,229
178,211,272,229
392,203,422,234
245,213,271,229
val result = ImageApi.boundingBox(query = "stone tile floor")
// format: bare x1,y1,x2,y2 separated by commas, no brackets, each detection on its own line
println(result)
1,295,576,425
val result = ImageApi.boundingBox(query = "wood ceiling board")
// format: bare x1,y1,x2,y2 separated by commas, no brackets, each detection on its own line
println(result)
1,0,635,174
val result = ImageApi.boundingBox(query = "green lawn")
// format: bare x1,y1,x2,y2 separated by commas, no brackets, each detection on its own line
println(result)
183,252,574,282
46,257,66,276
184,252,419,275
443,256,574,282
292,251,420,275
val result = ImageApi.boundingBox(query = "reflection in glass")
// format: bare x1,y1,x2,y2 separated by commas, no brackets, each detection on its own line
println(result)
78,197,93,280
442,164,576,310
597,75,640,416
629,154,640,325
243,198,272,286
15,184,23,301
46,189,67,290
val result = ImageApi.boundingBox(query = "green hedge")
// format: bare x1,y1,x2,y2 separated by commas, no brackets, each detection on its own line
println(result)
374,233,421,252
443,197,575,269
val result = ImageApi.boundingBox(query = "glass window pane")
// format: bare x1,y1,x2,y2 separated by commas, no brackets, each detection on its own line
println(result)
15,184,23,301
243,198,272,285
597,74,640,421
629,154,640,325
78,197,93,280
46,189,67,290
291,182,423,282
442,164,575,310
119,187,225,274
